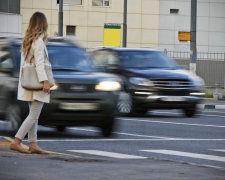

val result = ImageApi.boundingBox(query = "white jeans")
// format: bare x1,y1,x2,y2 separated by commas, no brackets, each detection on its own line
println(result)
15,101,44,142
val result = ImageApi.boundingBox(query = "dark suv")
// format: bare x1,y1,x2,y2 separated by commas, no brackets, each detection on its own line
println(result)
0,37,122,137
89,47,205,117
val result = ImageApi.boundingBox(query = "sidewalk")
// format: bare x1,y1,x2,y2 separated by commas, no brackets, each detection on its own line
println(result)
199,98,225,109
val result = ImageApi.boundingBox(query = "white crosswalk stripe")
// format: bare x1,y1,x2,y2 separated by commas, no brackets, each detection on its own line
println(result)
140,150,225,162
210,149,225,153
67,150,147,159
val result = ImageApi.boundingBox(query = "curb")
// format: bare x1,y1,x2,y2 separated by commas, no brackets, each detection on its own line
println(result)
198,104,225,110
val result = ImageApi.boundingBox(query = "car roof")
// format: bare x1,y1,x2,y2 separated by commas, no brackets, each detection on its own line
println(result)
0,36,82,47
91,47,161,52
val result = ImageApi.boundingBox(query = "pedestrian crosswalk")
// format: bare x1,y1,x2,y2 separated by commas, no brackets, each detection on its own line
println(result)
67,149,225,164
140,150,225,163
68,150,147,159
210,149,225,153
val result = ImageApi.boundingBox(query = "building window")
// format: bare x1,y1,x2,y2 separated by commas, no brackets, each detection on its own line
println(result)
66,25,76,36
92,0,109,7
57,0,83,6
0,0,20,14
170,9,179,14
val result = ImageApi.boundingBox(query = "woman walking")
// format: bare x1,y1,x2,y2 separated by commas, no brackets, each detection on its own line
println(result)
9,12,52,154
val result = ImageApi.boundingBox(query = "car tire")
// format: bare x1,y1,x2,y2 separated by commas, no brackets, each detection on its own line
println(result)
183,105,197,117
117,92,132,115
6,103,23,132
133,107,148,115
100,117,115,137
56,126,66,132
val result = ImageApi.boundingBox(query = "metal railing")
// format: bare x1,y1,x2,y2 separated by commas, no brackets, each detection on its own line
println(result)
164,50,225,88
165,50,225,61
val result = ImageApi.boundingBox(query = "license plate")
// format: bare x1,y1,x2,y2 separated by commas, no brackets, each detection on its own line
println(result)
161,96,186,102
59,103,99,111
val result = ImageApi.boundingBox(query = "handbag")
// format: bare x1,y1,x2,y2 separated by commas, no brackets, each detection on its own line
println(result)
21,47,55,90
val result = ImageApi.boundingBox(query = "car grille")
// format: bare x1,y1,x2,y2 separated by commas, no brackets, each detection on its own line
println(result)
152,79,193,90
58,83,95,93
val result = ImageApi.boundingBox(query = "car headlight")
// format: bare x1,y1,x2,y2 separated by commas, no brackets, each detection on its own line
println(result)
129,77,154,87
95,81,121,91
50,84,59,90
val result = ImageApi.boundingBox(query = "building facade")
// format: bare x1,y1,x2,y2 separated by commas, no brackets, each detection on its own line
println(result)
20,0,160,48
4,0,225,52
159,0,225,52
0,0,22,36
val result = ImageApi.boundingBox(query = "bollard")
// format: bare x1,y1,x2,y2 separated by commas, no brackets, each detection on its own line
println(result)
213,84,223,100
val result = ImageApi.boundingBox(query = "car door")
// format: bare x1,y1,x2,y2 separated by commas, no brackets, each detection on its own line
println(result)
0,45,16,116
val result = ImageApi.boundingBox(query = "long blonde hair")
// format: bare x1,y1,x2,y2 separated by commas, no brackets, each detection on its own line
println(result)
22,12,48,57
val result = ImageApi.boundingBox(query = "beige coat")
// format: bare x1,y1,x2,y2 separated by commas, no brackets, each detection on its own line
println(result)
17,35,52,103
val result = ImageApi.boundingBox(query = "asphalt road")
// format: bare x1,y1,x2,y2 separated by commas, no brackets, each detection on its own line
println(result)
0,108,225,180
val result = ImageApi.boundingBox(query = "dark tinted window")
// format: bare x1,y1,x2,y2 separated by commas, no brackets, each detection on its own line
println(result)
12,44,94,72
12,44,21,72
0,45,13,71
119,51,177,69
47,46,94,72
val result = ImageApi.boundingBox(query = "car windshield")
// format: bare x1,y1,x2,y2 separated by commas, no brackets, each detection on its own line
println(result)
119,50,177,69
12,44,94,72
48,46,94,72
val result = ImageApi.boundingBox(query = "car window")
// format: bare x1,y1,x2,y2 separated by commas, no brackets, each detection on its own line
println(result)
12,44,95,72
12,45,21,72
119,51,177,69
0,46,13,71
47,46,94,72
91,50,119,69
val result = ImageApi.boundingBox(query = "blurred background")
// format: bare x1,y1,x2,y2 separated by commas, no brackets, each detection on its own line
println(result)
1,0,225,98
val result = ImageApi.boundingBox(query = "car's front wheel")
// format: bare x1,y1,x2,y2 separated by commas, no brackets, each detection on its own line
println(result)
117,92,132,115
56,126,66,132
133,107,149,114
183,105,197,117
100,117,115,137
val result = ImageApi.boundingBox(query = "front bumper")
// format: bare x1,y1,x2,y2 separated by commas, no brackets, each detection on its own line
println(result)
133,94,204,109
39,91,119,126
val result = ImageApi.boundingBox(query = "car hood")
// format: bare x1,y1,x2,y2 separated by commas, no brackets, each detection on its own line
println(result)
53,71,121,83
124,68,197,80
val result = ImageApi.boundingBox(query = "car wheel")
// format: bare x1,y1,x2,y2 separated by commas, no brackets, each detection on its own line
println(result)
100,117,115,137
6,103,23,132
183,105,197,117
117,92,132,115
133,107,148,114
56,126,66,132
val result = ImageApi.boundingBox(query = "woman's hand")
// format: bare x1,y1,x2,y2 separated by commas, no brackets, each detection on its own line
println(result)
43,80,50,94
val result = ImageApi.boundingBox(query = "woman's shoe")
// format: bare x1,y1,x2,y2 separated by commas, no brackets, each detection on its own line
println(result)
10,143,30,153
29,146,48,155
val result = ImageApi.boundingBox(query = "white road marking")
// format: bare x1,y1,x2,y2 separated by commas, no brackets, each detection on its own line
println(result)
69,127,173,139
67,150,147,159
113,132,173,139
153,110,225,118
69,127,100,132
140,150,225,163
121,118,225,128
202,110,225,114
210,149,225,153
33,138,225,142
